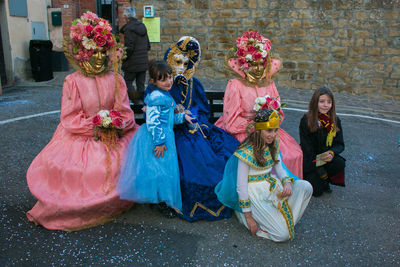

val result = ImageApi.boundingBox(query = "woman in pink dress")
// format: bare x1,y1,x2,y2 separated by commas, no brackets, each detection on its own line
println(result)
215,31,303,178
26,11,139,231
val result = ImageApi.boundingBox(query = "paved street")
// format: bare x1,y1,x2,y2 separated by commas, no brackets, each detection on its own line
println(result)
1,73,400,266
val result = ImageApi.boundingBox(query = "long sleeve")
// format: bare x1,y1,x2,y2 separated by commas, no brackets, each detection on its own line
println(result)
174,112,185,125
221,80,252,135
114,74,136,132
146,105,169,146
60,76,94,136
299,115,317,173
330,117,345,155
237,160,251,213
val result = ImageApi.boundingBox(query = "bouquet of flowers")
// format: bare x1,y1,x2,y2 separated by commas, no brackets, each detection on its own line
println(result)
92,109,125,194
253,95,286,121
92,110,125,140
234,31,272,70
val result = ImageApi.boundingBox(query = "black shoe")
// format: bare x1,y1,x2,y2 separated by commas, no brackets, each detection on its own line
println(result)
323,184,332,193
157,202,176,218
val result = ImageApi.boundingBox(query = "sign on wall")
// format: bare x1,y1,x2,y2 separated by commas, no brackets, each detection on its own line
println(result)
142,17,160,43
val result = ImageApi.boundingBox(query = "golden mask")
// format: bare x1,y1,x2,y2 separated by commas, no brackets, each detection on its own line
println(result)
82,50,107,75
244,59,267,83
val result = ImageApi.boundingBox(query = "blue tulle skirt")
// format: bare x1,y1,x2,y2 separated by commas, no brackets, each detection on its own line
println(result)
117,124,182,210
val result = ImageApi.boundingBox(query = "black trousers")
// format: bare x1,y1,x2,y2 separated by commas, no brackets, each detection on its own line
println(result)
124,71,146,93
304,156,345,197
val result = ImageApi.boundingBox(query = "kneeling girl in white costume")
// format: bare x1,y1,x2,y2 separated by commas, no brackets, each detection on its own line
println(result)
215,107,313,242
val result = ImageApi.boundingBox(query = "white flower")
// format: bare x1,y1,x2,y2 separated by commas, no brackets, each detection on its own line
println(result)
102,117,112,128
253,104,261,111
261,50,268,58
98,110,109,119
245,54,253,62
255,96,267,105
82,36,97,50
255,43,264,50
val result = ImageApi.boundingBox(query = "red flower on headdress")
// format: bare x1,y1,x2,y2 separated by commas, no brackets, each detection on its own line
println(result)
94,34,107,47
252,51,262,61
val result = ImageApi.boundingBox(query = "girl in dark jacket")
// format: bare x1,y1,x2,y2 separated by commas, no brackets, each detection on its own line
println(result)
299,87,345,197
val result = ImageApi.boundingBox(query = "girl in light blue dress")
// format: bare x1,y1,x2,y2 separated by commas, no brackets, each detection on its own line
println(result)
118,60,193,216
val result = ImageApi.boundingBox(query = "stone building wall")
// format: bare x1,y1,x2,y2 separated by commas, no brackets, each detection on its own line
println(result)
129,0,399,99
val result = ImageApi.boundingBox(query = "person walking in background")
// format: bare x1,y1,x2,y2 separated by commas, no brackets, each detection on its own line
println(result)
120,7,150,104
299,87,346,197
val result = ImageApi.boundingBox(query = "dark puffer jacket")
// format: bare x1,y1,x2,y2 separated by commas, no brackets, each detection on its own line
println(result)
120,18,151,74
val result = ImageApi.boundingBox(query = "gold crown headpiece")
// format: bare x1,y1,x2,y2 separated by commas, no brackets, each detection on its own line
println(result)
254,109,280,130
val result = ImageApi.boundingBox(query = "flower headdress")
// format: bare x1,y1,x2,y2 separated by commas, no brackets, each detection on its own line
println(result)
235,31,271,70
225,31,281,86
63,11,125,77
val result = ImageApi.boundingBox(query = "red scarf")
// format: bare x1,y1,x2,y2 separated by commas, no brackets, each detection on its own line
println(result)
318,113,336,147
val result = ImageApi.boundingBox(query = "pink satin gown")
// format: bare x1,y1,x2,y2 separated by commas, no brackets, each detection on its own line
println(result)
215,59,303,178
26,72,139,231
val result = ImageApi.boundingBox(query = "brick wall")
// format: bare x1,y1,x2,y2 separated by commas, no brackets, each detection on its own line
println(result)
56,0,131,37
127,0,399,99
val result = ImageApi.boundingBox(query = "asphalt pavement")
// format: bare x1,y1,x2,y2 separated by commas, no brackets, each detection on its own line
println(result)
0,70,399,266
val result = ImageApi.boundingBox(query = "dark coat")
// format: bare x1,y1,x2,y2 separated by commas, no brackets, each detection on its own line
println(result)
120,18,151,74
299,114,345,175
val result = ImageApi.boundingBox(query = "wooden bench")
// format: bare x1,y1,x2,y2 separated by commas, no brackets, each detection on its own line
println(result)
129,91,225,125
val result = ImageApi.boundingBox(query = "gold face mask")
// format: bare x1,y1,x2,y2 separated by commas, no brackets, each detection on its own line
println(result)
82,50,107,75
244,60,267,83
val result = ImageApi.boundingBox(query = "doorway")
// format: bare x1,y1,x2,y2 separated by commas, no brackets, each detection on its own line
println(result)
96,0,119,34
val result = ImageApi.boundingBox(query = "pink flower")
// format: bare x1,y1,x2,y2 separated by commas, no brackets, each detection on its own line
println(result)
238,57,246,65
252,51,262,61
92,114,102,126
270,100,280,110
83,24,94,36
264,39,272,50
109,110,121,119
94,25,106,34
247,45,256,53
236,48,245,57
261,103,270,110
112,118,124,129
94,34,107,47
78,50,90,61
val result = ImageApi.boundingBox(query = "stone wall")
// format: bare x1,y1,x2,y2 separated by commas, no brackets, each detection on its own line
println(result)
129,0,399,99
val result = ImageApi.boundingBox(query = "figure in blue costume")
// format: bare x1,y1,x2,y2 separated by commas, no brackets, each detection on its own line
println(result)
118,60,193,216
150,36,240,221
